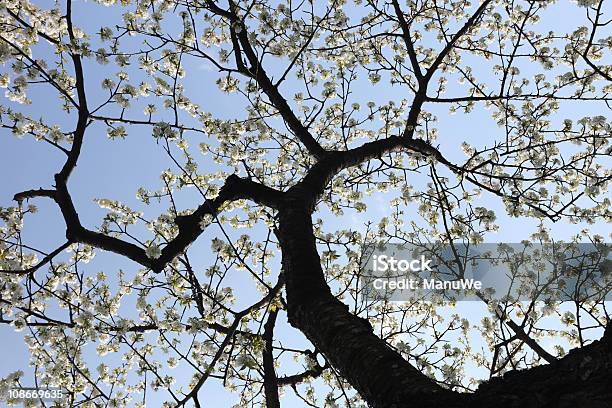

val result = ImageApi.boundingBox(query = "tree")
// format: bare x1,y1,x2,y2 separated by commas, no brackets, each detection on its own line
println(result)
0,0,611,406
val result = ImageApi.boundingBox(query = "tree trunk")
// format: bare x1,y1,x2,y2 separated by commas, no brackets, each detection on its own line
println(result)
277,205,462,408
276,202,612,408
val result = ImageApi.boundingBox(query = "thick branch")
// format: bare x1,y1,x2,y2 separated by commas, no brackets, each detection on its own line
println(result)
424,0,492,82
582,0,612,82
277,351,326,386
13,188,56,202
262,308,280,408
289,136,454,207
58,0,89,182
90,176,281,271
276,199,612,408
154,175,283,271
15,175,282,271
472,323,612,407
391,0,424,80
211,2,327,160
276,207,457,408
505,319,556,364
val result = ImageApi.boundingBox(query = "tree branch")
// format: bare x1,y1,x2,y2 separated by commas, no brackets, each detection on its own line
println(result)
262,308,280,408
14,175,283,271
505,319,556,364
424,0,492,82
391,0,424,81
0,241,71,275
211,2,328,160
276,207,455,407
277,351,327,386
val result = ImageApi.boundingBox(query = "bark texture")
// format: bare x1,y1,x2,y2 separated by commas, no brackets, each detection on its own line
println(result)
276,195,612,408
277,205,460,408
473,325,612,408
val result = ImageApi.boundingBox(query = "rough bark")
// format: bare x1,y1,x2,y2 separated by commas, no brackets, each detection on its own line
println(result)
276,203,460,408
473,324,612,408
276,196,612,408
263,309,281,408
